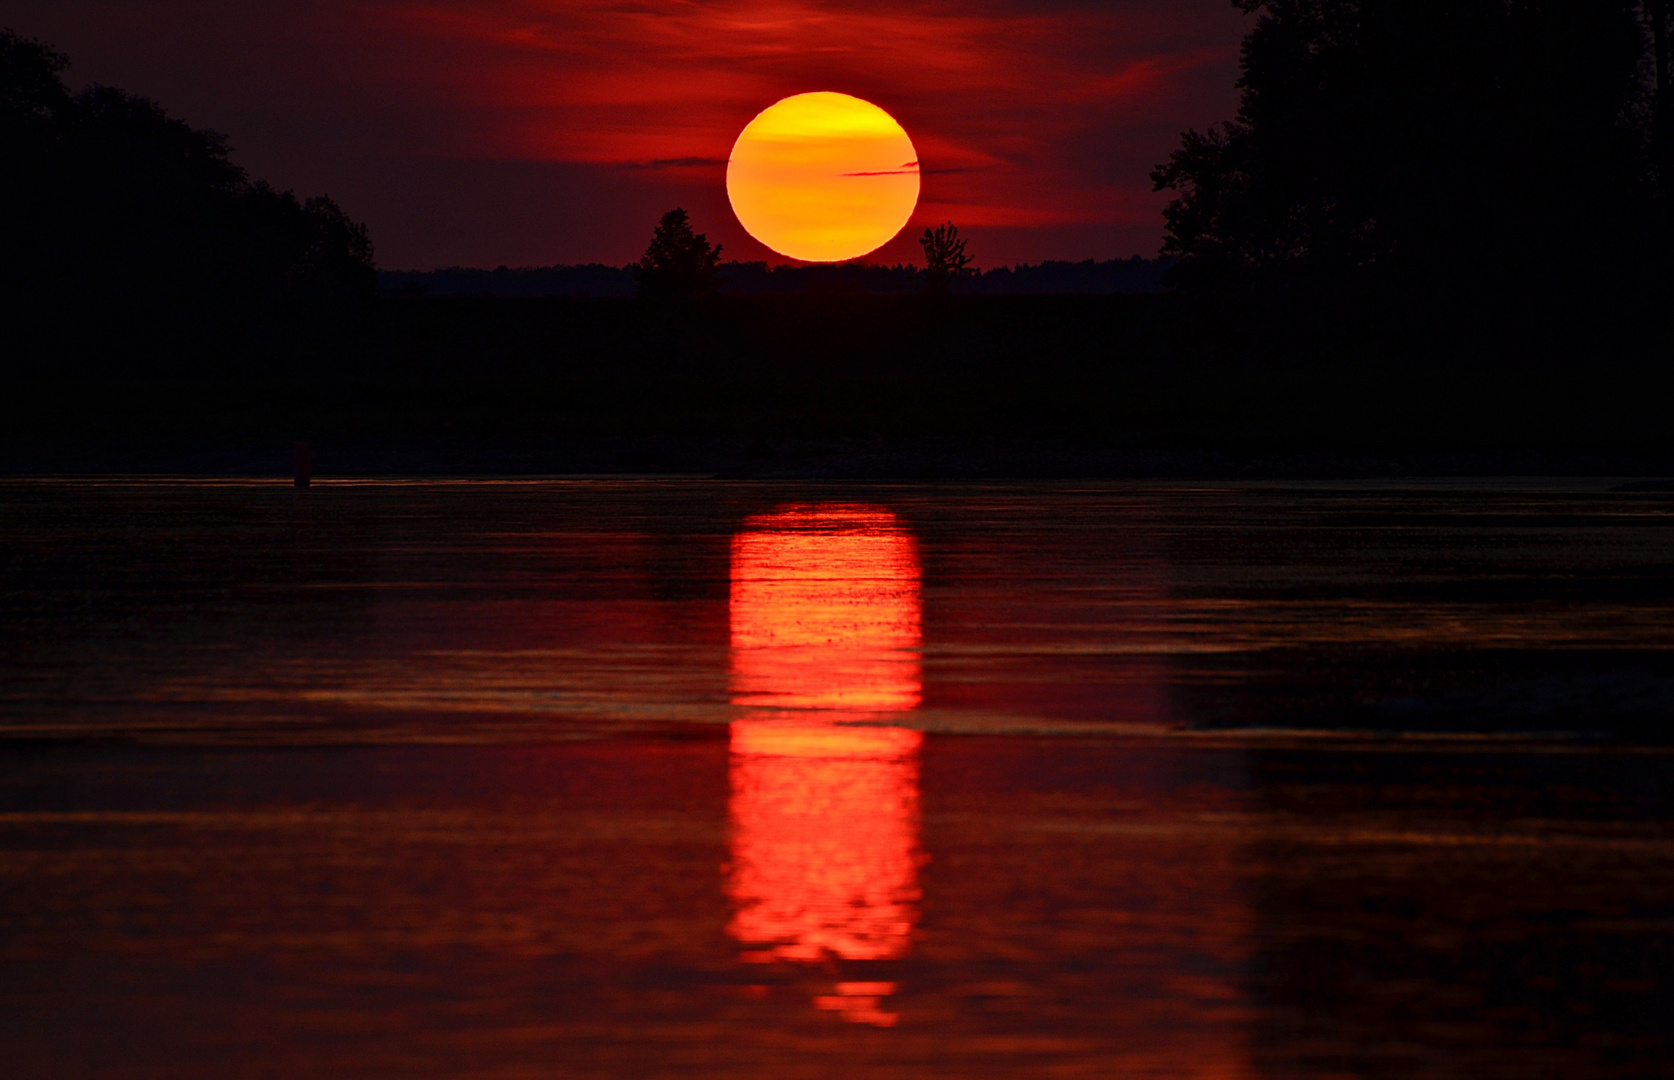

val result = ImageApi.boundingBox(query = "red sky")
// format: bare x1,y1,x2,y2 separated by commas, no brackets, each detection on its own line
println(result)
10,0,1249,269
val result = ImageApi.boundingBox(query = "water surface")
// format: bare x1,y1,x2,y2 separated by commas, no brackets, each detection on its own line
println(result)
1,480,1670,1078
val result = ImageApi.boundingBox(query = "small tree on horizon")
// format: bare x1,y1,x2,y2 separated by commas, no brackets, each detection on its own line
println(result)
635,208,723,297
919,221,973,294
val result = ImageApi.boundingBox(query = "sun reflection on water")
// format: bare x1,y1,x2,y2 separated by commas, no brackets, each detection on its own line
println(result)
726,505,923,1026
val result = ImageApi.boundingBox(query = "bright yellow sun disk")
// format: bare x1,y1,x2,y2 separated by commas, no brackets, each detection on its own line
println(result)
727,92,921,263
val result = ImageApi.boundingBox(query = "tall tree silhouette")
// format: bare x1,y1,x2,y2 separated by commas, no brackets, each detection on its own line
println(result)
0,28,68,134
919,221,972,294
1,28,377,349
635,208,723,297
1151,0,1653,321
1649,0,1674,208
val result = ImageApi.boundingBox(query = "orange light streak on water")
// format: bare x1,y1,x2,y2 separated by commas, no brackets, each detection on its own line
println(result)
729,506,921,714
726,506,923,1026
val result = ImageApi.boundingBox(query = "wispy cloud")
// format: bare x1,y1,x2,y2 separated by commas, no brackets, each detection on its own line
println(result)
12,0,1248,264
373,0,1245,247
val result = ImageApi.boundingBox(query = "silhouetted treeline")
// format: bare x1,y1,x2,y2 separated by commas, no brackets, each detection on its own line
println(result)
9,293,1674,477
1153,0,1672,348
384,264,641,298
380,256,1172,298
0,30,376,354
959,257,1171,295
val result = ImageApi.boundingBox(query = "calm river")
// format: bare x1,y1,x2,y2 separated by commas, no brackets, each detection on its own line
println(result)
1,479,1670,1078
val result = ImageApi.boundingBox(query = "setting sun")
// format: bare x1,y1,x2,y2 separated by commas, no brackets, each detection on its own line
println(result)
726,92,921,263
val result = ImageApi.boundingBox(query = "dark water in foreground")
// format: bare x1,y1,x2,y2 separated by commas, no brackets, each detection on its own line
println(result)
1,480,1671,1079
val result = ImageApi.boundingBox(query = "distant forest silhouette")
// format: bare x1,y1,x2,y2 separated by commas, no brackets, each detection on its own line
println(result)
380,257,1172,298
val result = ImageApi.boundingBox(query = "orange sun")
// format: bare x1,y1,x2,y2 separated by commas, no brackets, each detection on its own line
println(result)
726,92,921,263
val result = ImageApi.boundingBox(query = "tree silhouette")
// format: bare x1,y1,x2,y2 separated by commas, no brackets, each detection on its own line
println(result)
1649,0,1674,208
919,221,972,294
1150,0,1653,319
635,208,723,297
0,28,69,131
301,194,377,303
0,28,377,343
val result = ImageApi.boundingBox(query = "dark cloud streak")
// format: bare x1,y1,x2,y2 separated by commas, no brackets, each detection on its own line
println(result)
623,157,730,171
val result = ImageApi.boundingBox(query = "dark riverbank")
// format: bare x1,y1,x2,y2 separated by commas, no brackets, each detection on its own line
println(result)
7,294,1672,478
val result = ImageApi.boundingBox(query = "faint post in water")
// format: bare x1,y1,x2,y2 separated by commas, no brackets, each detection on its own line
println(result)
294,442,312,488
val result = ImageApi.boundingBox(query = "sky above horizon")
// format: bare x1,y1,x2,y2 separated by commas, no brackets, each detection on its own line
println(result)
10,0,1250,269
